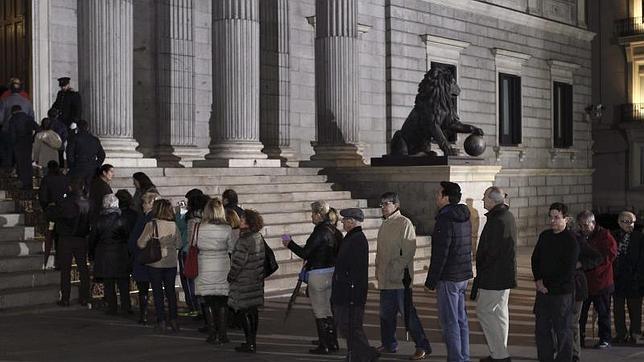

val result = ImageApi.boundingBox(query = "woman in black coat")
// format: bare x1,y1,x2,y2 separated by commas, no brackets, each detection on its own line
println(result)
131,172,158,215
89,193,132,314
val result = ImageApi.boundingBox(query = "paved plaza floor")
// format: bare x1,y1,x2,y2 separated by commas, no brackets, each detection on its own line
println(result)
1,248,644,361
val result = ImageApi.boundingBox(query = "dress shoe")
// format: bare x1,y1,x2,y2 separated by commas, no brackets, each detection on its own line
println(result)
409,349,429,360
57,300,70,307
234,343,256,353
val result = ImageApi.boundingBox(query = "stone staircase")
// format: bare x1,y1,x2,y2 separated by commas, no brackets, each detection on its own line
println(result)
0,167,432,310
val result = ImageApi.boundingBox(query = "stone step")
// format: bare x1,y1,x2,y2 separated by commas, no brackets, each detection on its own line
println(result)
260,207,381,225
153,190,354,205
0,285,75,310
245,199,368,214
0,213,24,227
261,217,383,238
0,270,59,291
114,167,322,178
0,200,15,213
110,175,328,188
0,226,34,241
0,255,44,273
0,240,43,257
263,256,432,293
145,182,334,197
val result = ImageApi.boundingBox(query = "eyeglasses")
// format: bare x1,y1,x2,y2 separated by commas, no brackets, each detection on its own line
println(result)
379,201,394,207
619,220,635,224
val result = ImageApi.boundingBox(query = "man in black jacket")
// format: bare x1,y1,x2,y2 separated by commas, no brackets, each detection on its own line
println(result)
475,186,516,362
332,208,378,362
66,119,105,193
425,181,473,362
7,105,38,189
611,211,643,344
531,202,579,362
39,161,70,269
54,178,91,306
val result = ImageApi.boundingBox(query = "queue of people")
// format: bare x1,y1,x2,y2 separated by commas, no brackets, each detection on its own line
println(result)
35,154,644,362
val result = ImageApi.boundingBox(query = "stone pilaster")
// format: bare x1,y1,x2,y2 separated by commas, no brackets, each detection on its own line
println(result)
260,0,296,165
196,0,279,167
155,0,202,166
31,0,51,122
78,0,156,167
309,0,363,167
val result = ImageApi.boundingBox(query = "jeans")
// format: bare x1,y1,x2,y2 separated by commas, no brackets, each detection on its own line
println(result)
149,267,178,322
436,280,470,362
579,293,612,343
534,292,574,362
178,251,198,311
379,289,431,352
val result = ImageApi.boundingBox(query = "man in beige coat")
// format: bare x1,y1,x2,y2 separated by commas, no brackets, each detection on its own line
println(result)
375,191,431,360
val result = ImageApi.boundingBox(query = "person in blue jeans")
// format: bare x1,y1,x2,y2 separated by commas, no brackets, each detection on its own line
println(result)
375,192,431,360
425,182,473,362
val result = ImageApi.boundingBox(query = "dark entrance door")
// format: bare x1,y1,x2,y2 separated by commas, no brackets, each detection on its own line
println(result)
0,0,30,93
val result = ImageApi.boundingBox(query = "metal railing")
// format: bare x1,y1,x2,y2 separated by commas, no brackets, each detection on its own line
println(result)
615,17,644,37
621,103,644,122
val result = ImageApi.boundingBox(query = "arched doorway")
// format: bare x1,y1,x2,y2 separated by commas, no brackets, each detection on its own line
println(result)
0,0,31,93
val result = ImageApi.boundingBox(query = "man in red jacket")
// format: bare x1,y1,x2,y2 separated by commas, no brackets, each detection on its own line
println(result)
577,210,617,349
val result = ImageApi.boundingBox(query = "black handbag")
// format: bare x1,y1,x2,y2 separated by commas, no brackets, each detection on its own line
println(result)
263,235,279,278
137,220,162,265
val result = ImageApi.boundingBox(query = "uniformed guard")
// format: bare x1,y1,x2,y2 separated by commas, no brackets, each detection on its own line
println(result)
52,77,82,128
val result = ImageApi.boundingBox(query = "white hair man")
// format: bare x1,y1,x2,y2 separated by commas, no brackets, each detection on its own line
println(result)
476,186,517,362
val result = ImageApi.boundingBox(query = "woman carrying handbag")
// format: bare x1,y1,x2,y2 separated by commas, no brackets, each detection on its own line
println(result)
137,199,181,333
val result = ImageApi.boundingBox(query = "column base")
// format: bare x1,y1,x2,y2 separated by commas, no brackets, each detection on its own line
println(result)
100,137,157,167
155,146,207,167
262,146,299,167
197,142,281,167
301,143,366,167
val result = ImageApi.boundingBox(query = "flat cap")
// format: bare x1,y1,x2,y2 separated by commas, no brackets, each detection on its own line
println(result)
340,208,364,222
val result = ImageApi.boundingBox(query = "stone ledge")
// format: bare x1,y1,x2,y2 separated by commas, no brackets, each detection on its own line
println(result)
193,158,281,168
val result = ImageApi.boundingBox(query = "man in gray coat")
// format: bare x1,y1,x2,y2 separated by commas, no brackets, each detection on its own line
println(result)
475,186,517,362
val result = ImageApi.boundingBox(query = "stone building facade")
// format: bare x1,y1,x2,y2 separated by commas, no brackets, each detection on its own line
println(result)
590,0,644,219
4,0,594,245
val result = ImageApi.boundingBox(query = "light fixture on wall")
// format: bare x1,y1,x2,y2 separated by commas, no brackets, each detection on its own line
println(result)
584,104,603,122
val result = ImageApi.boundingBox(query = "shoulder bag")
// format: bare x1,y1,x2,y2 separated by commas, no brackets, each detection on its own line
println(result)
137,220,162,264
183,222,200,279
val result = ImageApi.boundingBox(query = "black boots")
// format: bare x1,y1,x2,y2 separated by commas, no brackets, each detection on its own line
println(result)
310,318,330,354
235,308,258,353
325,316,339,352
206,306,230,345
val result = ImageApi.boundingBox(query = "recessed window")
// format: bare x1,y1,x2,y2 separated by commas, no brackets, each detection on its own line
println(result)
553,82,573,148
498,73,522,146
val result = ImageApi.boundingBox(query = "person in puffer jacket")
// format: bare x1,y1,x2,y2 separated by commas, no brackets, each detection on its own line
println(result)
425,181,473,362
195,197,235,345
32,118,62,175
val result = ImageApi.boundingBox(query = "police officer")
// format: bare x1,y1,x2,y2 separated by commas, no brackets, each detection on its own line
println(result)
66,119,105,194
52,77,81,128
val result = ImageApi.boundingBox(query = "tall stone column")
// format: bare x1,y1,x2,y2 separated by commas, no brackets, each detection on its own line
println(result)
155,0,202,166
309,0,363,167
78,0,156,167
197,0,279,167
260,0,296,165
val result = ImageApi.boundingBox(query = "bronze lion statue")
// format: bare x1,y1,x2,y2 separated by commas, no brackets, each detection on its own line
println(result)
390,67,483,157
